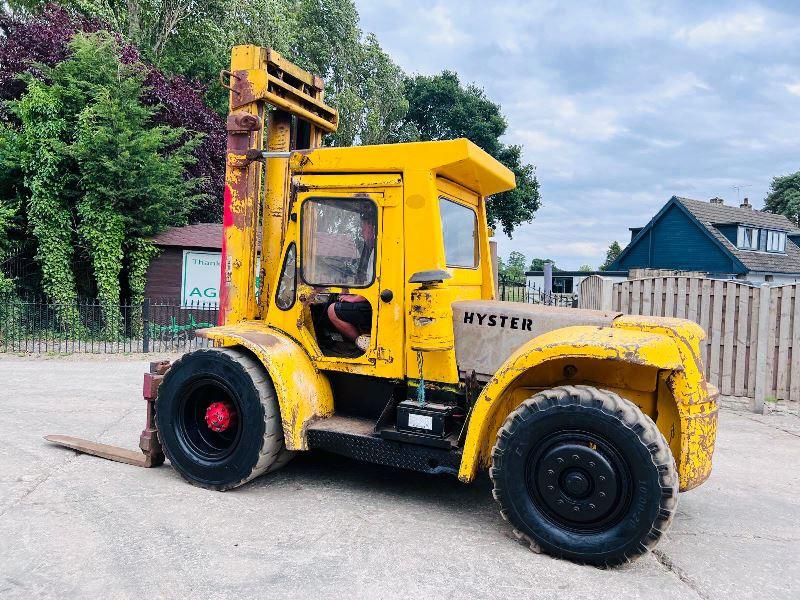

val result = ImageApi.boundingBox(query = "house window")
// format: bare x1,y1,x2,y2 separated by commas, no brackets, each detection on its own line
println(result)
766,230,787,253
552,276,573,294
737,226,759,250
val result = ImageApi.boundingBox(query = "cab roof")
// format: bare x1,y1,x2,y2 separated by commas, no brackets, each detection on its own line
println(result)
289,138,516,197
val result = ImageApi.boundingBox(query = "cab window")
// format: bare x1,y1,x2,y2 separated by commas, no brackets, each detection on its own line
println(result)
301,197,377,287
439,197,478,268
275,243,296,310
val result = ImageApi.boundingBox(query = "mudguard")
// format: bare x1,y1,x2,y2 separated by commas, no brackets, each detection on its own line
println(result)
614,315,718,490
200,323,334,450
457,325,685,483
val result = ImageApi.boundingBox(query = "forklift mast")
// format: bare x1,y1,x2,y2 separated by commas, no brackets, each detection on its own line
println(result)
219,46,339,325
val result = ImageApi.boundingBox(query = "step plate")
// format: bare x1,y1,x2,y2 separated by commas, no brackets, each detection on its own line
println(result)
307,425,462,476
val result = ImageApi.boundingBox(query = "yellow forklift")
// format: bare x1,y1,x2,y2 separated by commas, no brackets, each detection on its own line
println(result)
49,46,718,566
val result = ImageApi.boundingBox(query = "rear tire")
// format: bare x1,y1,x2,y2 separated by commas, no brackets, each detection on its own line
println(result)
490,385,677,566
156,347,291,490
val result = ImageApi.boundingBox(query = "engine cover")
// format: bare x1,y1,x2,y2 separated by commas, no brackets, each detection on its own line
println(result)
451,300,621,380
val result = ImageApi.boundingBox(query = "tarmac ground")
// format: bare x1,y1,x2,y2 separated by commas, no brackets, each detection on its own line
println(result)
1,356,798,599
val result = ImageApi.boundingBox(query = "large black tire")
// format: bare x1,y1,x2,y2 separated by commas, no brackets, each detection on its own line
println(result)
156,347,292,490
490,385,677,566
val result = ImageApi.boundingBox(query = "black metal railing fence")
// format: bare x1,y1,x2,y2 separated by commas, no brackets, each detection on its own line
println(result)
0,295,218,353
499,277,578,308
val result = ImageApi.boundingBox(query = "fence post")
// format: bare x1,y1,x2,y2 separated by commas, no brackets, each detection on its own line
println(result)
752,283,771,414
142,298,151,353
490,240,499,297
543,261,553,294
600,277,614,312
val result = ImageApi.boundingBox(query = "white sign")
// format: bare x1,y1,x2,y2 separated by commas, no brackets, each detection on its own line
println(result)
182,250,221,307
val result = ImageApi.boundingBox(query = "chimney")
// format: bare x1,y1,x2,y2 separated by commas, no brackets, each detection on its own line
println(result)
709,197,724,205
740,197,753,210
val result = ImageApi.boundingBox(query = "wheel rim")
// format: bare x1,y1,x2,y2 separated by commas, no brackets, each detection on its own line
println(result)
525,430,632,533
175,377,242,462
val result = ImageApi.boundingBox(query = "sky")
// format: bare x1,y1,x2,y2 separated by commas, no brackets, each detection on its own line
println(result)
353,0,800,270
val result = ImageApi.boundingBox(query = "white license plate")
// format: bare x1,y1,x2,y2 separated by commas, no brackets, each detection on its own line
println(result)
408,413,433,430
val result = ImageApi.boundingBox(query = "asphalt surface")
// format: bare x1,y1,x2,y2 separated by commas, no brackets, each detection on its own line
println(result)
1,356,798,600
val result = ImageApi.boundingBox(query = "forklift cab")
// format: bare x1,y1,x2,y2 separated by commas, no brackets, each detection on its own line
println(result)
264,141,515,392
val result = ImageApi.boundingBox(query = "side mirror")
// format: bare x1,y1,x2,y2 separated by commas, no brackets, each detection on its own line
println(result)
408,270,452,284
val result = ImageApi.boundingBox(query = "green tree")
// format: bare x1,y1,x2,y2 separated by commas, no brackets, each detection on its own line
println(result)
600,241,622,271
500,250,527,281
0,123,24,269
157,0,293,114
65,0,229,62
764,170,800,226
579,264,593,272
70,36,203,330
9,1,540,240
0,0,42,18
402,70,541,235
38,1,533,220
10,81,81,307
329,33,412,146
79,0,409,145
0,184,19,294
6,32,203,330
529,258,561,272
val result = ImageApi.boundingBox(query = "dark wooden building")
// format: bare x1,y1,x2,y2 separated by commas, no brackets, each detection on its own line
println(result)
145,223,222,304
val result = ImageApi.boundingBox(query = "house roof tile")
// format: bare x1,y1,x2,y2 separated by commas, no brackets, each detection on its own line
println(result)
151,223,223,249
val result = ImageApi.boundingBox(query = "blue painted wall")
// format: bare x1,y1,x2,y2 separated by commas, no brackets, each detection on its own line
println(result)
620,229,651,266
615,203,743,273
715,224,738,246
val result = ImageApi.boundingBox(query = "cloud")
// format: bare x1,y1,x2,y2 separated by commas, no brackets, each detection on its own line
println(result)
636,72,711,107
786,82,800,96
537,241,608,259
426,4,469,47
646,138,683,149
674,10,767,47
552,100,624,141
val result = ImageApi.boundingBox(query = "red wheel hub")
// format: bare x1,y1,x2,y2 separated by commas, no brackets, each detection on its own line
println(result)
205,401,236,432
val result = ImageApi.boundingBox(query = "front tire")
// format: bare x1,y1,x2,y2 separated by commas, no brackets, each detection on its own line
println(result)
490,385,677,566
156,347,290,490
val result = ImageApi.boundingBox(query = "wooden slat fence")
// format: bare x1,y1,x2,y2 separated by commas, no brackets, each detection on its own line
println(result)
580,275,799,411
